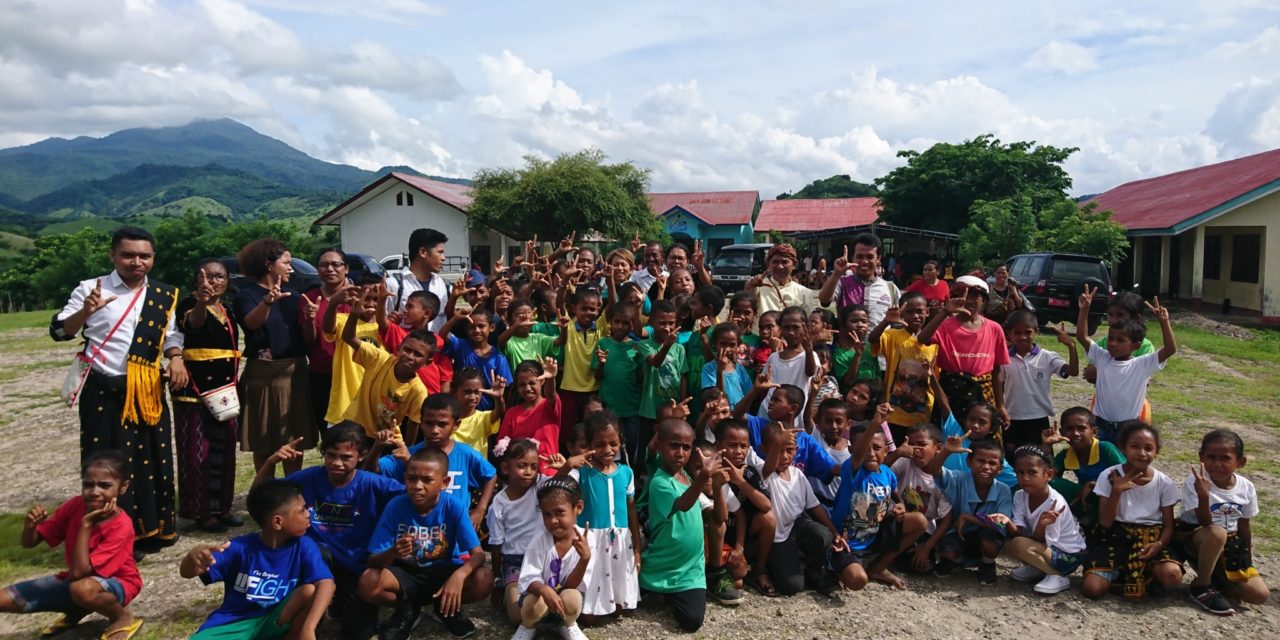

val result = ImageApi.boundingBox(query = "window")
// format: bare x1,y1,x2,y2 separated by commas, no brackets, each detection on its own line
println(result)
1026,256,1046,280
395,191,414,206
1049,258,1107,283
1230,234,1260,283
406,192,414,206
395,192,403,206
1007,258,1027,279
1203,234,1221,280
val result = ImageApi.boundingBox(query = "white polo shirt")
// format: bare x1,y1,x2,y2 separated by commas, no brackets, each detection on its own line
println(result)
1001,345,1068,421
57,271,179,377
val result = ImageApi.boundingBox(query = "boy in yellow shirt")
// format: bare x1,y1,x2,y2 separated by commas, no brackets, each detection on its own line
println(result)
339,288,432,445
322,275,386,424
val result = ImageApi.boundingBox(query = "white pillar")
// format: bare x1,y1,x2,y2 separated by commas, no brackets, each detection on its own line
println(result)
1191,226,1204,310
1132,239,1143,291
1159,235,1172,297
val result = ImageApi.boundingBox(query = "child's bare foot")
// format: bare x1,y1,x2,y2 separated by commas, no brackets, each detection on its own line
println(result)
101,612,143,640
869,568,907,590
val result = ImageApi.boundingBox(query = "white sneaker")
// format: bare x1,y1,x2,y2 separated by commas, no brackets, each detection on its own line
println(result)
560,624,590,640
511,625,537,640
1011,564,1045,583
1033,574,1072,595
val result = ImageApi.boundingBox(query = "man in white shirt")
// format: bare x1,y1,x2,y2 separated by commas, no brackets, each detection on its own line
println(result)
746,243,817,318
384,228,451,332
629,241,668,292
818,233,898,327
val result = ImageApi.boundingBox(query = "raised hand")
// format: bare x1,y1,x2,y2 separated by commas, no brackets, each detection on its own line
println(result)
691,240,706,269
83,278,119,316
1078,283,1097,309
540,453,568,470
717,347,734,369
565,450,596,471
833,245,849,274
331,281,358,305
755,364,779,389
873,402,893,425
450,277,474,301
190,541,231,574
883,305,902,326
596,347,609,365
1042,420,1067,446
572,521,591,560
195,268,218,306
655,273,669,290
944,430,973,455
302,294,320,321
630,233,644,253
269,437,305,465
1037,505,1066,529
559,231,576,253
25,504,48,529
541,357,559,379
264,273,291,305
662,330,677,348
943,295,970,320
831,534,849,553
486,375,508,397
1055,322,1074,347
83,498,118,525
1191,464,1212,498
1109,467,1142,494
1145,296,1170,323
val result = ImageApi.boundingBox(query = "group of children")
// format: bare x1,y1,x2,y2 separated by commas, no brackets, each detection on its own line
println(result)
4,236,1271,640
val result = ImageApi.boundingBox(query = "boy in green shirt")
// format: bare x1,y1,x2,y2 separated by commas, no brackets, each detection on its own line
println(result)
497,299,555,367
1041,406,1125,527
638,300,686,466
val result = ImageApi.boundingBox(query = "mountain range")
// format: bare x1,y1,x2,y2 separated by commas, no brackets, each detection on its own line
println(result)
0,118,466,236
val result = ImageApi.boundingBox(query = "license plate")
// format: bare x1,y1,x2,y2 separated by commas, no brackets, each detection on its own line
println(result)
1048,298,1070,308
719,275,746,281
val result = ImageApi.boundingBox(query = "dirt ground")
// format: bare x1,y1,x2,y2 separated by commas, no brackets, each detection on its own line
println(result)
0,325,1276,640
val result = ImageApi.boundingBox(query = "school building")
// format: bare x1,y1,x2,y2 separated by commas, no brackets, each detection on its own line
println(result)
647,190,758,256
1087,148,1280,323
313,172,517,272
755,197,959,279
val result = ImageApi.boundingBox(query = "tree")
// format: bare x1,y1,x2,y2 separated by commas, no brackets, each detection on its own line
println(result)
467,149,659,241
875,135,1077,234
777,174,876,199
0,227,112,310
1035,199,1130,265
957,194,1039,268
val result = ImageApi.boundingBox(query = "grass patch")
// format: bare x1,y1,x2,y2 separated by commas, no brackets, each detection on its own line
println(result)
0,310,51,332
0,513,65,585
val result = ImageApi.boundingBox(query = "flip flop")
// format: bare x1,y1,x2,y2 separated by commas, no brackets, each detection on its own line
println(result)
744,571,780,598
40,615,79,637
100,618,144,640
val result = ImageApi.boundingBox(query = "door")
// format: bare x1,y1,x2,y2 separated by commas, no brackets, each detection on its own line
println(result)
470,245,491,274
1140,237,1162,298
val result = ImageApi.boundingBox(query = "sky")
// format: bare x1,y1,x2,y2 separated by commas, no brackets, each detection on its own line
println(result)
1,0,1278,198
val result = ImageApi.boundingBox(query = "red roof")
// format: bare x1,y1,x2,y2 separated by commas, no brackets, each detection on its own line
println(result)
755,197,880,232
1085,148,1280,233
647,191,757,226
393,172,473,211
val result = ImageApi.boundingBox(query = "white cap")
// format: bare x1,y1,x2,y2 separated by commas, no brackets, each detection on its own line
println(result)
954,275,989,293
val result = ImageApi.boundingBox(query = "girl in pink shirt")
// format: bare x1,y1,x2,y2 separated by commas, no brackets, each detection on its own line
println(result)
497,358,562,475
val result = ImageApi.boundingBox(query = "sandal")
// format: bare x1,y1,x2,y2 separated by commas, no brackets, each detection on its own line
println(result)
40,614,80,637
100,618,144,640
744,571,780,598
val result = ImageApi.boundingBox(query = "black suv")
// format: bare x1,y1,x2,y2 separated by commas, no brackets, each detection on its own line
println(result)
218,256,323,298
1005,252,1111,334
711,243,772,292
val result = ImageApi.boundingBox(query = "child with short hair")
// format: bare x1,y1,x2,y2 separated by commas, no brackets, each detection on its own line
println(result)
374,394,497,535
182,480,335,640
683,441,745,606
509,477,592,640
382,290,454,395
727,291,759,350
831,404,927,591
1001,310,1078,453
2,451,143,640
550,411,641,619
1042,407,1125,528
322,276,388,424
833,304,879,390
750,310,781,371
1075,290,1177,442
938,400,1018,488
714,418,777,597
1082,422,1182,602
920,278,1011,443
359,449,486,639
339,287,432,443
1083,291,1155,384
759,306,817,427
890,424,954,573
593,302,644,464
496,358,562,475
924,436,1014,585
554,286,608,434
808,308,836,352
995,446,1086,596
870,291,939,444
733,379,837,482
810,398,852,508
498,299,556,367
488,440,545,624
253,422,404,639
761,423,841,596
680,286,726,417
638,300,686,465
449,366,507,458
703,322,753,408
1177,429,1269,613
439,309,514,412
640,419,714,632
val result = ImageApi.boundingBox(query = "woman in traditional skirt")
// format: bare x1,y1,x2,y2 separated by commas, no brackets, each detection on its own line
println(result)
233,238,314,474
919,275,1011,446
172,258,242,533
299,247,351,433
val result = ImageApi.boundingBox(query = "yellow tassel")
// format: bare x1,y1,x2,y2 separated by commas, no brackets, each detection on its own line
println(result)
123,360,164,425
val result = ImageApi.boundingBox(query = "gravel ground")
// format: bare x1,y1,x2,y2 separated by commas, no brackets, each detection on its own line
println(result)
0,327,1275,640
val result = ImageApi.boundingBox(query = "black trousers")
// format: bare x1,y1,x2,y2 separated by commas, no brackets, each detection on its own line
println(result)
663,588,706,633
768,514,833,595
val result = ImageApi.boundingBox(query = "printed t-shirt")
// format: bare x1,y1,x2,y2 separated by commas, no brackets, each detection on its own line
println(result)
36,496,142,603
198,534,332,631
876,327,938,426
443,335,513,411
285,467,404,575
831,461,898,552
932,316,1009,376
323,313,384,423
380,442,496,500
368,493,479,569
892,458,952,533
341,341,428,438
1177,473,1258,533
381,323,453,394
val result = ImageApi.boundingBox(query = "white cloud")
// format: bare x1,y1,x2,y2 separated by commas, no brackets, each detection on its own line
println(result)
1204,75,1280,155
1214,25,1280,58
1025,41,1100,75
246,0,445,23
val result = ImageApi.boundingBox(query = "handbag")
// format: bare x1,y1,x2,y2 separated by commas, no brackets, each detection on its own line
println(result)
188,308,241,422
60,285,145,408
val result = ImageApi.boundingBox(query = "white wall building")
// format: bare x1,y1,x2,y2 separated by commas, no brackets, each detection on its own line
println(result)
314,172,516,272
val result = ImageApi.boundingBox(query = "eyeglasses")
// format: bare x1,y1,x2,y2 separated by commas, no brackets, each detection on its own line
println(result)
203,273,228,282
317,261,347,270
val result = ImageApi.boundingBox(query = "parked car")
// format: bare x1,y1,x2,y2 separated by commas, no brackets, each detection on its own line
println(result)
711,243,772,292
1005,252,1112,335
345,252,386,281
379,253,468,285
218,255,323,298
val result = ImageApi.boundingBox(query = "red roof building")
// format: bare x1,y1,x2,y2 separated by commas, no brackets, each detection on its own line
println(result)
756,197,880,233
1084,149,1280,321
647,190,758,252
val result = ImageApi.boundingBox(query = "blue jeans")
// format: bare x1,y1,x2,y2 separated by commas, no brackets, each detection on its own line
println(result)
7,574,125,614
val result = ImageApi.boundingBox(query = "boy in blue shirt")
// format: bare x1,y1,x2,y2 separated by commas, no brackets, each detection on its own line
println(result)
732,381,836,481
181,480,335,640
254,422,403,639
358,448,487,640
369,394,497,533
830,403,928,592
925,437,1013,585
